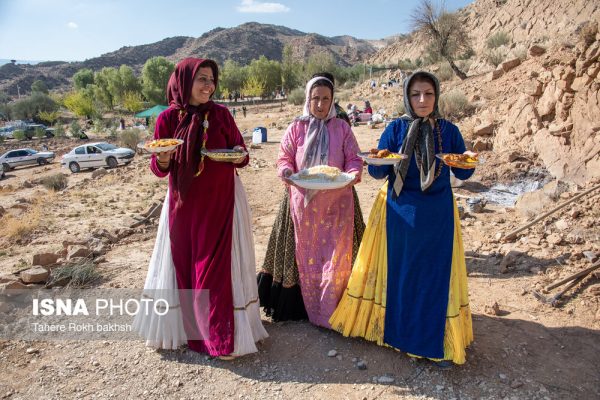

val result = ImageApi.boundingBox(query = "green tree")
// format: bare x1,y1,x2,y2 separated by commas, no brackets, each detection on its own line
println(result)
94,67,118,110
220,59,247,96
11,93,58,120
304,52,336,81
73,68,95,90
63,91,96,118
246,56,281,98
123,91,144,113
141,57,174,105
38,110,61,125
242,75,265,98
411,0,470,80
118,65,141,98
281,45,301,93
31,79,49,94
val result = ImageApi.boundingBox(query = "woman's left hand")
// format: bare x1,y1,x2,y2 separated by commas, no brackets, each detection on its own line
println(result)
345,172,359,187
231,145,247,164
463,150,478,158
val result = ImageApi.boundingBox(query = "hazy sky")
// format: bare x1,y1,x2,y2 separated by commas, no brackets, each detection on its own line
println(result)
0,0,473,62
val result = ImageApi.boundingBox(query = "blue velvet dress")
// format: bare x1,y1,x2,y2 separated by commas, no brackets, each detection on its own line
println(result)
368,118,474,359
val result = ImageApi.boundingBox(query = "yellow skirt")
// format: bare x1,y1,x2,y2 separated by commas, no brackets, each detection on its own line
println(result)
329,182,473,364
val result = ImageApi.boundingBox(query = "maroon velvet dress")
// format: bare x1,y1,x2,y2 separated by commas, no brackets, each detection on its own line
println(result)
150,104,249,355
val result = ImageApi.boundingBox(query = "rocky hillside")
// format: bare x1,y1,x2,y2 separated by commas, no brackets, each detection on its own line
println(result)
369,0,600,68
364,0,600,185
0,22,378,96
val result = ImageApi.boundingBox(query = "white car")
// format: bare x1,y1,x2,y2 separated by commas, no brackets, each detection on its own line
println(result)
1,148,55,172
61,142,135,173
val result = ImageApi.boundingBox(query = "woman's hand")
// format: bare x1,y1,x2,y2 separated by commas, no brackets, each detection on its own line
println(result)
463,150,478,158
281,168,299,188
345,172,359,187
231,145,247,164
156,149,175,170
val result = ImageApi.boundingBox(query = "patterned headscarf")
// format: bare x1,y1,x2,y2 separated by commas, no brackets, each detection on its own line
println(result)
298,76,336,205
166,57,218,202
392,71,441,197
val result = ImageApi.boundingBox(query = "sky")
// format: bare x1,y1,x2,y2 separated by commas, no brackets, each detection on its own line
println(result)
0,0,473,62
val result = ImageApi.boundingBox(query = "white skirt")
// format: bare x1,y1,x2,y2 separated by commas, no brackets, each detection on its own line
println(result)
133,175,268,355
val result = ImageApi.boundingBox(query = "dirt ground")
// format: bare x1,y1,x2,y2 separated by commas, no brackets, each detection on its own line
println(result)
0,102,599,399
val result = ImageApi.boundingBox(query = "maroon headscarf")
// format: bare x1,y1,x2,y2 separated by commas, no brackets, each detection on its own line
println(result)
167,57,219,201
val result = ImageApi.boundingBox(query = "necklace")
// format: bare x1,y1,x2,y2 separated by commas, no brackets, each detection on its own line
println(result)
195,112,210,177
414,120,443,181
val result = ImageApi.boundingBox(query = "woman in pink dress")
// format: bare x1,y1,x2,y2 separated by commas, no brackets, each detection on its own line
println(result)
277,75,363,328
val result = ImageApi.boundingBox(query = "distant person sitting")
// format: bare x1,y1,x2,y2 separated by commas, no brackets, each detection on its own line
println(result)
363,101,373,114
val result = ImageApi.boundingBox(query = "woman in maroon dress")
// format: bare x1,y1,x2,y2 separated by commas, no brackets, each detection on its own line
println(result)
150,58,266,357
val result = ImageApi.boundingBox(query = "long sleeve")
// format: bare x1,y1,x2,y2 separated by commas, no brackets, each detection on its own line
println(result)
150,110,172,178
447,122,475,181
368,121,398,180
341,123,363,182
277,122,298,178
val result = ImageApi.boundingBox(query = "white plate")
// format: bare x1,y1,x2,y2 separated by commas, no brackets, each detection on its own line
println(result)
358,151,407,165
289,171,355,190
201,148,248,162
139,139,184,153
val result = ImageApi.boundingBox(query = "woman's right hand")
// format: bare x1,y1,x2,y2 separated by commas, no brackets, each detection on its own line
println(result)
156,149,176,170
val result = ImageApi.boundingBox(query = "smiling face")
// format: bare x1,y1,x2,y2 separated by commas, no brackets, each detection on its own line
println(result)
408,80,436,118
309,85,333,120
189,67,215,106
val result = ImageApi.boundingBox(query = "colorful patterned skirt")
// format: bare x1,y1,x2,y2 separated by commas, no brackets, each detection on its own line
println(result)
257,187,365,321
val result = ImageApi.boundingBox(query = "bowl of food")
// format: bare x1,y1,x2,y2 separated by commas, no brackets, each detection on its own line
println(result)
140,138,184,153
358,149,407,165
201,148,248,162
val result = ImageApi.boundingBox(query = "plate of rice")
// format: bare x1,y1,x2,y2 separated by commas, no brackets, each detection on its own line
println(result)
289,165,355,189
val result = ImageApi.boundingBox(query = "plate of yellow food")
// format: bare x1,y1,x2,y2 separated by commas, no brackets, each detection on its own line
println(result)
358,149,407,165
141,138,184,153
436,153,480,169
201,148,248,162
289,165,355,190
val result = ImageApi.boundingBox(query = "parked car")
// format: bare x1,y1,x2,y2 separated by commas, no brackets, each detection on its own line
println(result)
61,142,135,173
0,123,54,139
0,148,55,172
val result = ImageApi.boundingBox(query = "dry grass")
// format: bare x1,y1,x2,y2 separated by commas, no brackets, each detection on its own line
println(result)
0,204,42,242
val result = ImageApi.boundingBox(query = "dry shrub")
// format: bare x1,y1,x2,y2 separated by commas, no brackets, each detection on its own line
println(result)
578,22,598,47
0,205,41,242
484,47,508,67
436,63,454,82
48,258,99,287
287,88,305,105
486,31,511,49
439,90,474,120
118,128,142,150
41,173,68,191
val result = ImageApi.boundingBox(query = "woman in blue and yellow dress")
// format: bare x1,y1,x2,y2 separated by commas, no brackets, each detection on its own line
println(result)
330,71,476,366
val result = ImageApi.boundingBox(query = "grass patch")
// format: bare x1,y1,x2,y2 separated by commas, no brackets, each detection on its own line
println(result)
40,173,68,191
486,31,511,49
439,90,474,120
0,206,41,242
48,258,100,287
